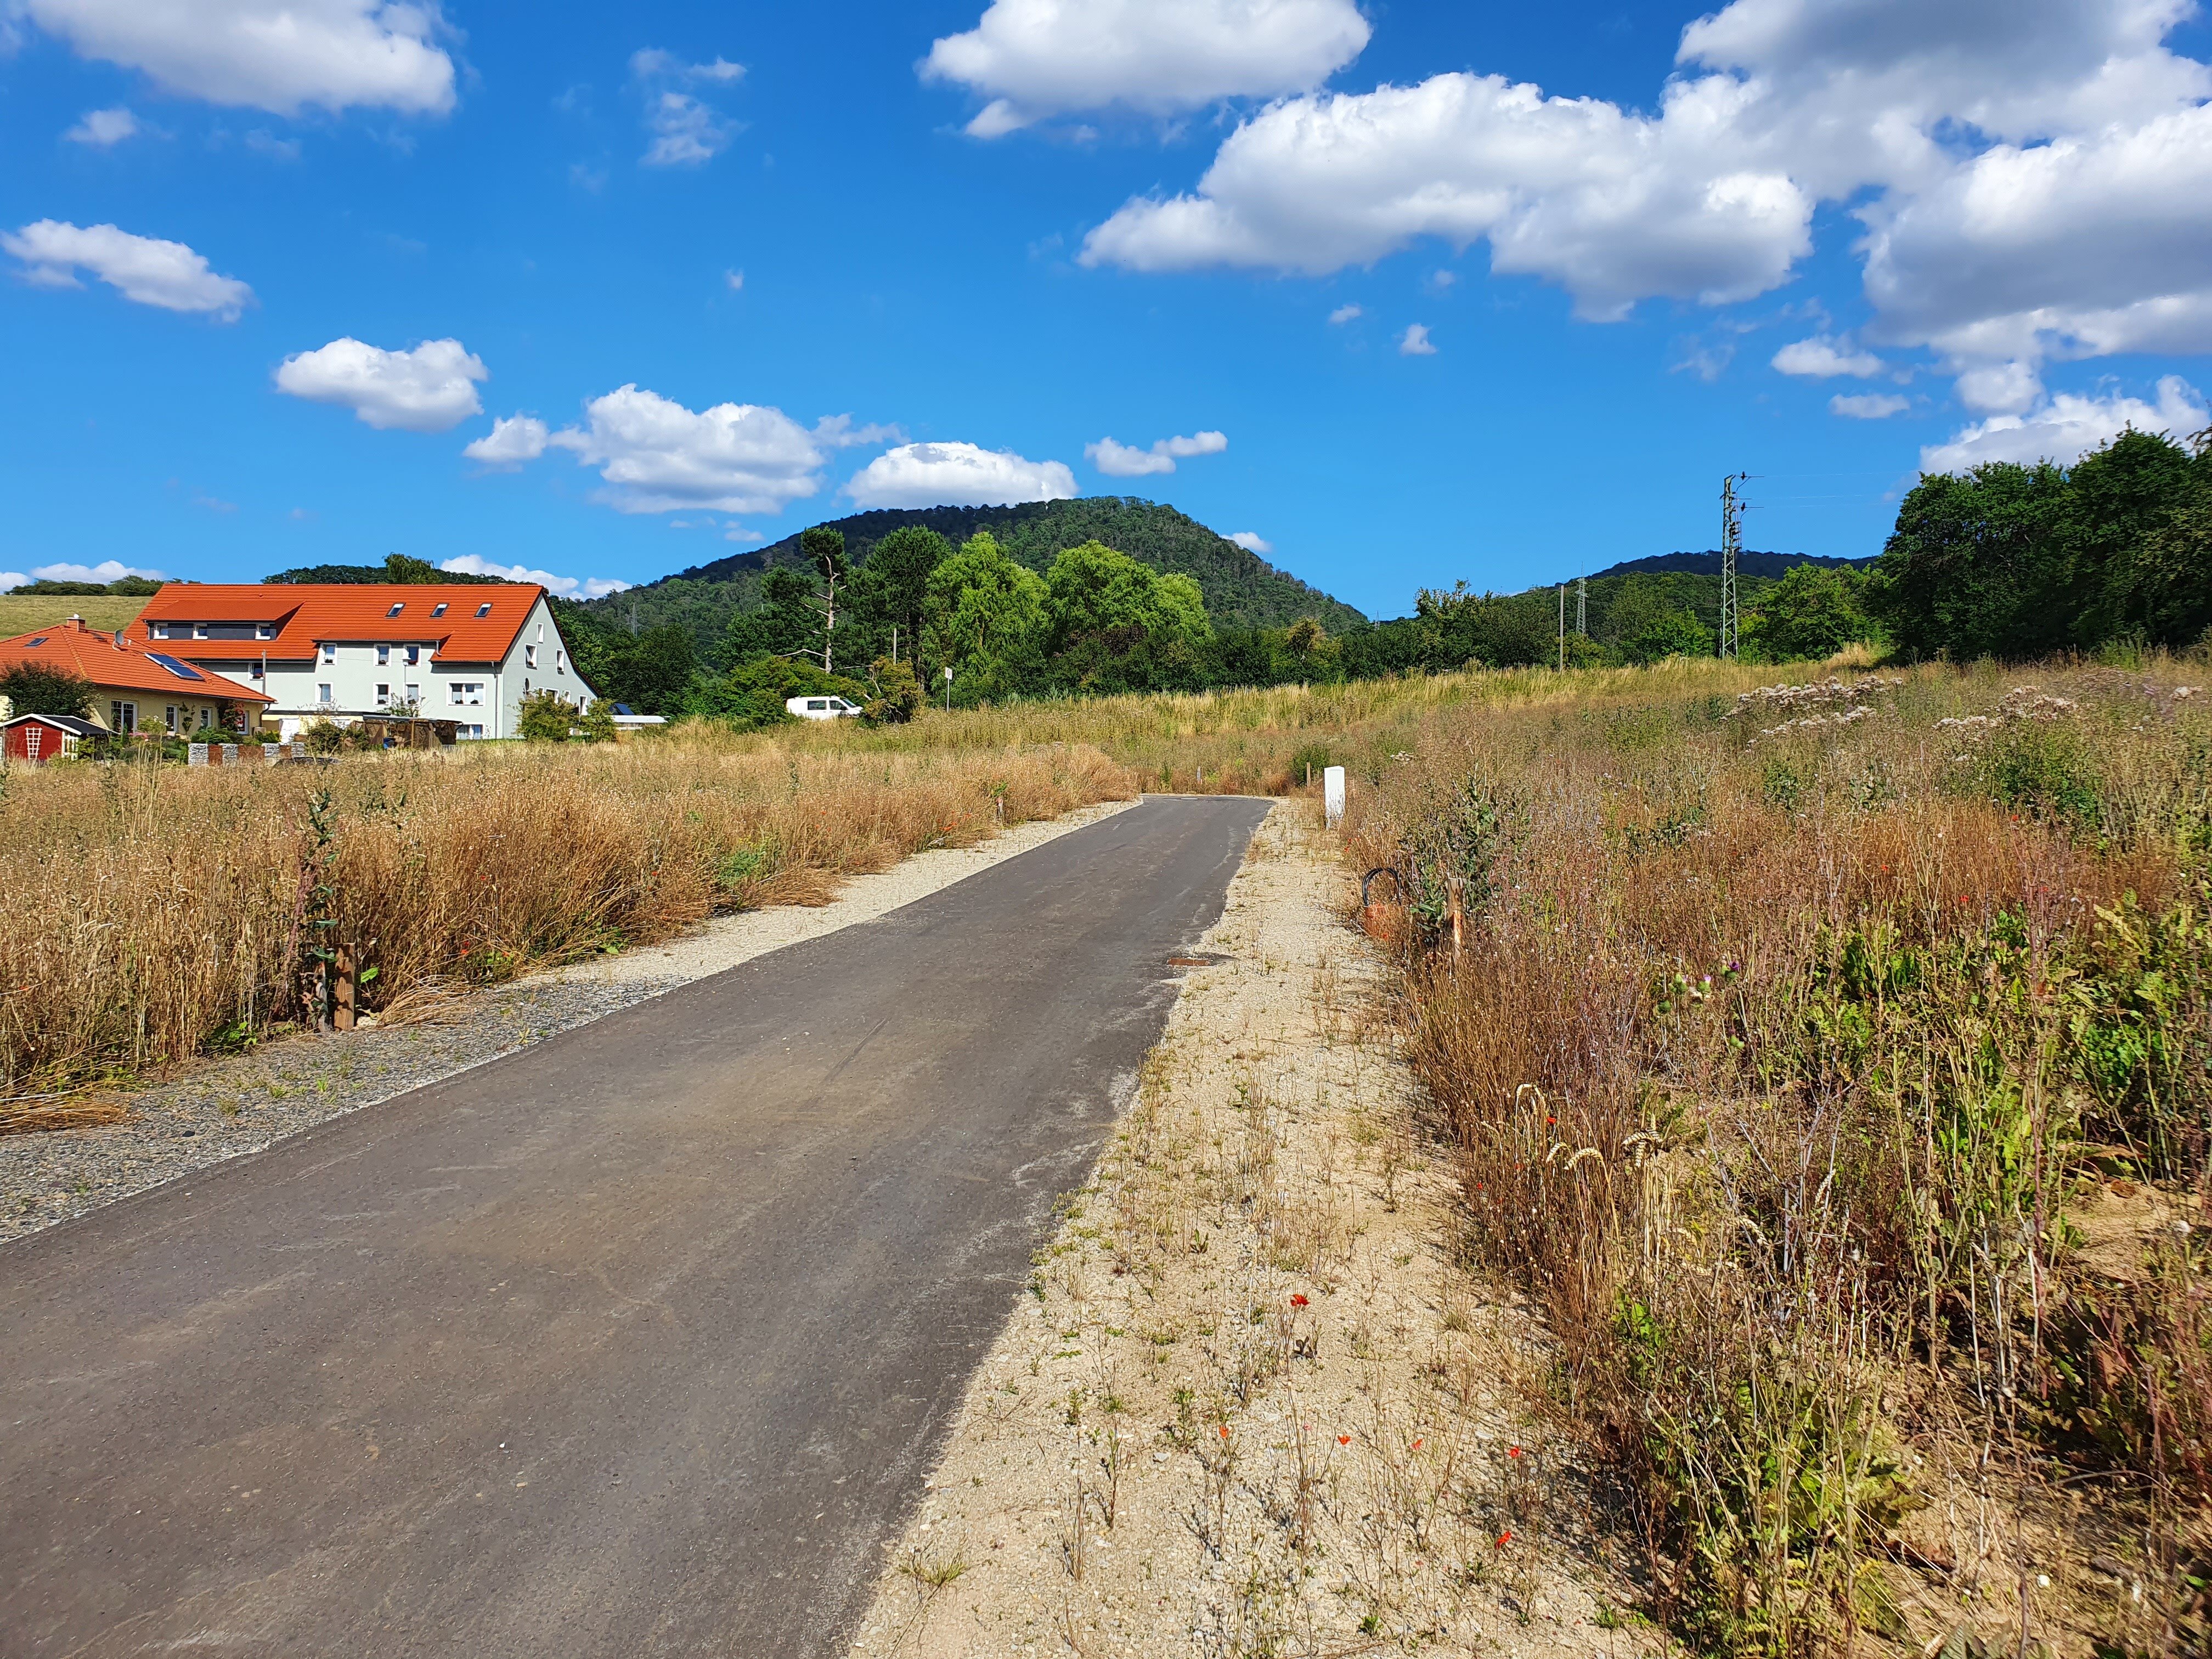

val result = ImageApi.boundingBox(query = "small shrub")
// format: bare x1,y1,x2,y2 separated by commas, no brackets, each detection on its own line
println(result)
517,689,576,743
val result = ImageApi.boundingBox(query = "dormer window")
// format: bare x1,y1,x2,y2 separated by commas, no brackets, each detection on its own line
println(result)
387,602,405,617
256,624,274,640
475,602,492,618
432,602,448,617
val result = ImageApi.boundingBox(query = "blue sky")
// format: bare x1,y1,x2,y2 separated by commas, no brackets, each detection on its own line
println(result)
4,0,2209,620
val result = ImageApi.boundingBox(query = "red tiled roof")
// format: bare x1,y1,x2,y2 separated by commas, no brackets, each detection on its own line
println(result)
130,583,545,665
0,618,273,703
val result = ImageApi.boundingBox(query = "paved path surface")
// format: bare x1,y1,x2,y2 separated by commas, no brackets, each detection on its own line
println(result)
0,796,1270,1658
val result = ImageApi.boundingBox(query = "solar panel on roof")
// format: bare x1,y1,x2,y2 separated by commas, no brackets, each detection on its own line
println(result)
146,653,207,682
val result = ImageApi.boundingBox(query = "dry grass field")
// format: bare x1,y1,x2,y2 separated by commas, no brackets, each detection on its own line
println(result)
0,731,1128,1116
1343,656,2211,1657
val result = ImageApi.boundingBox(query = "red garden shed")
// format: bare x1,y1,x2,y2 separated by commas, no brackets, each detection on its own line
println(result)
2,713,103,763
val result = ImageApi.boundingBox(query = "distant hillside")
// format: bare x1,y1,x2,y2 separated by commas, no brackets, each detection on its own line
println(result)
579,497,1366,653
1589,550,1872,581
0,594,150,635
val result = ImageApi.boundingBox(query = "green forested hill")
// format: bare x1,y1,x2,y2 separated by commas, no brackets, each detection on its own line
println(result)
577,496,1365,653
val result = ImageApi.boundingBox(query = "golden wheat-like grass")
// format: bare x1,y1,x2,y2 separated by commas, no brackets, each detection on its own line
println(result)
0,731,1131,1101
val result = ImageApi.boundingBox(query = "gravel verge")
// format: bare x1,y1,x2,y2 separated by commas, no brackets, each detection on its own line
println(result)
1,797,1138,1246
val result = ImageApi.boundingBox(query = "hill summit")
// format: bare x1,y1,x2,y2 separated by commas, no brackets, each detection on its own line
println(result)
579,496,1365,651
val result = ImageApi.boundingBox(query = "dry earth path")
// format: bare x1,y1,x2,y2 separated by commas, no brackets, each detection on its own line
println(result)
0,796,1266,1658
845,804,1646,1659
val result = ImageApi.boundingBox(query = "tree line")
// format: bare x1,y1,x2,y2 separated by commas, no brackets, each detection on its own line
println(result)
1865,425,2211,659
565,526,1363,723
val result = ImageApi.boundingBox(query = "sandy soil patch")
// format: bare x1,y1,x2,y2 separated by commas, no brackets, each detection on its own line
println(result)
1,797,1136,1244
845,802,1648,1659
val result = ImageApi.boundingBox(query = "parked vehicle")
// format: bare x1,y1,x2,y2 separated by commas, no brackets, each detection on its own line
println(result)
785,694,862,721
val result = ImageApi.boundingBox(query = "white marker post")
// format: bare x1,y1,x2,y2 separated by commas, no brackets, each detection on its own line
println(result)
1323,764,1346,829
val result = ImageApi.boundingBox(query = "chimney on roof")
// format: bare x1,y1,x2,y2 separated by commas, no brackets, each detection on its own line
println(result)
65,613,85,629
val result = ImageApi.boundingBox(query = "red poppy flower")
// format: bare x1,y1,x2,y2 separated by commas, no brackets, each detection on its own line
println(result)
1411,1438,1424,1451
1290,1293,1308,1307
1338,1434,1351,1446
1496,1531,1513,1549
1508,1446,1521,1457
1218,1424,1230,1439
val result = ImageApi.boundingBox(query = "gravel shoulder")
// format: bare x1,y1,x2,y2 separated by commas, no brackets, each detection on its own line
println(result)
0,796,1136,1246
845,800,1651,1659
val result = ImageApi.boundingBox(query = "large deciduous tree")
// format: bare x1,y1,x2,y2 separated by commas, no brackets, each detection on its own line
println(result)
1742,565,1872,662
0,662,95,720
923,532,1049,703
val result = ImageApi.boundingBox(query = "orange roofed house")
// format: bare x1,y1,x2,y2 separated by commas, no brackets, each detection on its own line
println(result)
128,583,594,741
0,615,273,739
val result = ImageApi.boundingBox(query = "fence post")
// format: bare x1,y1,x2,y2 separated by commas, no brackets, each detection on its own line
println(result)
1323,765,1346,828
333,941,356,1031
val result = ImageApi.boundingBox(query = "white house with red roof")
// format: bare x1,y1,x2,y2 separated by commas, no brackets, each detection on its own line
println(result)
0,615,274,738
129,583,596,741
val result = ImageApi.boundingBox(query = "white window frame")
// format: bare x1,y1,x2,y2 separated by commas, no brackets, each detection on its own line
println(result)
317,684,333,705
320,642,336,664
525,644,538,669
375,684,391,708
377,645,390,666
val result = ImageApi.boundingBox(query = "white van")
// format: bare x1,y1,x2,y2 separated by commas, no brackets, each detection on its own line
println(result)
786,694,863,721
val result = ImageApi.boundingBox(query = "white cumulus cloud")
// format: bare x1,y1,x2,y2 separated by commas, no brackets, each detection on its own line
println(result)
462,414,550,466
1920,375,2208,473
14,0,456,115
846,442,1076,510
924,0,1368,136
275,337,486,432
1227,531,1273,554
1327,303,1361,324
1773,335,1883,377
544,385,832,516
1077,0,2212,397
2,559,170,591
1085,430,1227,477
1398,324,1436,356
64,105,140,145
439,554,630,600
3,219,252,318
1830,392,1910,419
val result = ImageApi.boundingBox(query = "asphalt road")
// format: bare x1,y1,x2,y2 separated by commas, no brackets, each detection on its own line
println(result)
0,794,1270,1658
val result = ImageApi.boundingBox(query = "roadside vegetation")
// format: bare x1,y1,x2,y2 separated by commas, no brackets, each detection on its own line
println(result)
0,732,1126,1116
1346,654,2211,1656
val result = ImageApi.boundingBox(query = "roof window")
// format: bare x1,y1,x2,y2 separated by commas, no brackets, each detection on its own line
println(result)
432,602,448,617
25,635,47,648
475,602,493,618
387,602,405,617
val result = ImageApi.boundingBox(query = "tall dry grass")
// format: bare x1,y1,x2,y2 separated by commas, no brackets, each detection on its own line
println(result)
1345,658,2212,1656
0,730,1128,1105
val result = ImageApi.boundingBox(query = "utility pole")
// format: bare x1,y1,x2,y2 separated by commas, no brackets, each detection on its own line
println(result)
1720,471,1748,659
1557,583,1566,671
1576,576,1587,637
